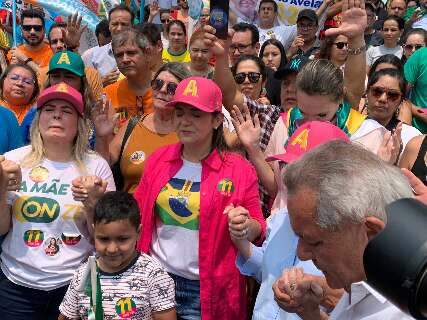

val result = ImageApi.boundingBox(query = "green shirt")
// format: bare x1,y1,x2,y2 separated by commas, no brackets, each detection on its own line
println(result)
404,47,427,133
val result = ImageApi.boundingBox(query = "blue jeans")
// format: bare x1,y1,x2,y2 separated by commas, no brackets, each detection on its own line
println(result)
169,273,201,320
0,268,68,320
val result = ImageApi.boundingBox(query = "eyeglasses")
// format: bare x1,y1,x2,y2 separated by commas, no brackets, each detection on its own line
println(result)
404,44,424,51
369,86,402,102
7,73,35,86
297,23,316,30
230,43,253,53
161,18,170,23
151,78,178,96
22,25,43,32
333,42,348,49
234,72,262,84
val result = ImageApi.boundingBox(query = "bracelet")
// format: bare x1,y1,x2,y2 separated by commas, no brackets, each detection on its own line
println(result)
24,57,32,64
347,44,367,55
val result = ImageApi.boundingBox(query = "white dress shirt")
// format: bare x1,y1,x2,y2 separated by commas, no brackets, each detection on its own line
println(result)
329,282,414,320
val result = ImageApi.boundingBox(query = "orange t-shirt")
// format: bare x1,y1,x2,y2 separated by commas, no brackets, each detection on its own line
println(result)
7,43,53,68
103,78,154,127
0,99,33,124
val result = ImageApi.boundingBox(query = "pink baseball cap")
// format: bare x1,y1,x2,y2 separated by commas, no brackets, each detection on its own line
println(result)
267,121,350,164
166,77,222,113
37,83,84,116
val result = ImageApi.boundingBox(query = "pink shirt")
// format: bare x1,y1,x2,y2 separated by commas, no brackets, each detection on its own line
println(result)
134,143,266,320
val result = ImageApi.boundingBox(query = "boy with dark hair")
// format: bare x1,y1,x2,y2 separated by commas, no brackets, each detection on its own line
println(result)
59,191,176,320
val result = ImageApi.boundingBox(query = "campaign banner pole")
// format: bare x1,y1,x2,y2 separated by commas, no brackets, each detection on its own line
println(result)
11,0,16,47
139,0,145,22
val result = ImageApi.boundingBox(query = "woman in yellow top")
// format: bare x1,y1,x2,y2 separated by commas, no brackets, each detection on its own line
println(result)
93,62,191,193
162,20,191,64
0,63,39,124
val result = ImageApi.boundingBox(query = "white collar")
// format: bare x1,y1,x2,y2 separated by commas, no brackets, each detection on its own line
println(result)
350,282,387,305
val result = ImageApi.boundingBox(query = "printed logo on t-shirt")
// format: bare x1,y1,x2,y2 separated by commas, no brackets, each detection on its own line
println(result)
14,196,60,223
115,297,137,319
44,236,62,256
156,178,200,230
61,233,82,246
23,229,44,247
129,151,145,165
217,178,234,196
29,166,49,183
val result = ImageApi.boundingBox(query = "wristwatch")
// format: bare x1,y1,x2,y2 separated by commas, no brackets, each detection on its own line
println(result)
347,44,367,55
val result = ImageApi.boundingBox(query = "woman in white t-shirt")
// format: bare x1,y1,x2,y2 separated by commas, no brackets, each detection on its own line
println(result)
366,15,404,71
0,83,115,320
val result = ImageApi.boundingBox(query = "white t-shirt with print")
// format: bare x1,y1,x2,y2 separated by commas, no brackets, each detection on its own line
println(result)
258,25,297,49
59,254,175,320
1,146,115,290
151,159,202,280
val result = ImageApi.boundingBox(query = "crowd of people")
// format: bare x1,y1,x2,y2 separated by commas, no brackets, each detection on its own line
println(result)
0,0,426,319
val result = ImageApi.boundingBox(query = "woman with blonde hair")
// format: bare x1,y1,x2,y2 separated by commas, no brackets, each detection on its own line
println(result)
0,83,115,320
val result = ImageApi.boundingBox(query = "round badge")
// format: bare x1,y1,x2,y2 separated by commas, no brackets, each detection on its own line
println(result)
217,178,235,196
29,166,49,183
23,229,44,247
61,233,82,246
115,297,137,318
129,151,145,165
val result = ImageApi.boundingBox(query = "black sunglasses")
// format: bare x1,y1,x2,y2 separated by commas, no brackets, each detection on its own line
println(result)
404,44,424,51
151,78,178,96
234,72,262,84
370,86,402,102
161,18,170,23
22,25,43,32
333,42,348,49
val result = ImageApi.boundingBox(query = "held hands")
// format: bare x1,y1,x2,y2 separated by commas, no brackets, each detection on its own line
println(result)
65,13,87,49
224,204,251,241
230,104,261,152
72,176,107,208
0,155,21,192
378,122,402,165
91,94,117,138
324,0,367,40
272,268,324,319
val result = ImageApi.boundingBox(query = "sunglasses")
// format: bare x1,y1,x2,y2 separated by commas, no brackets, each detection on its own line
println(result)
161,18,170,23
151,78,178,96
7,73,35,86
234,72,262,84
370,86,401,102
334,42,348,49
22,25,43,32
404,44,424,51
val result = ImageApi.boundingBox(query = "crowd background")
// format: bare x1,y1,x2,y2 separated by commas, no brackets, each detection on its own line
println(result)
0,0,426,319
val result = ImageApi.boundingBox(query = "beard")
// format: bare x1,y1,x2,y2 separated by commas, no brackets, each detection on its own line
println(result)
24,34,44,46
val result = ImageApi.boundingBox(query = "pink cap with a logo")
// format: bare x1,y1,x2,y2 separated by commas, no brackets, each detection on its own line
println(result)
37,83,84,116
166,77,222,113
267,121,350,164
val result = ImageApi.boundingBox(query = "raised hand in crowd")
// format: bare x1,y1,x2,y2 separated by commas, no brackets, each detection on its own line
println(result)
91,94,117,138
377,122,402,164
65,13,88,50
102,68,121,87
286,35,304,60
0,155,21,192
402,168,427,205
148,2,161,22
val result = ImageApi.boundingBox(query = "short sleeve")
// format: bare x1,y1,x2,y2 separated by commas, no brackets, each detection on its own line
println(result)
91,154,116,191
366,47,375,67
148,263,176,312
59,271,82,319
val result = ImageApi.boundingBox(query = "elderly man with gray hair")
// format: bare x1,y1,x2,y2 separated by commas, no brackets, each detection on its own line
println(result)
273,140,415,320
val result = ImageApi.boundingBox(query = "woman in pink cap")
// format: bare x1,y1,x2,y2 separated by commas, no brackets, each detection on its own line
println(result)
0,83,115,319
134,76,266,320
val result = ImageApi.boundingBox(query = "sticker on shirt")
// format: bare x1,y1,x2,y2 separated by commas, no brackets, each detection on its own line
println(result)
61,233,82,246
156,178,200,230
44,237,62,256
23,229,44,247
29,166,49,183
217,178,234,196
13,196,60,223
129,151,145,165
115,297,137,319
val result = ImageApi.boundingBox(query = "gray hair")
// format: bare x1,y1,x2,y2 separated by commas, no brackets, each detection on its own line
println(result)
111,28,148,54
284,140,413,230
296,59,344,103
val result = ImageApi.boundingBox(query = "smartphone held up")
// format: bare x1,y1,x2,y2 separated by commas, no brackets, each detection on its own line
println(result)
209,0,229,39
